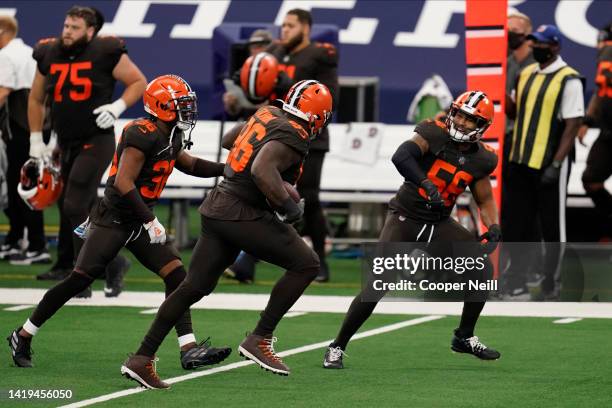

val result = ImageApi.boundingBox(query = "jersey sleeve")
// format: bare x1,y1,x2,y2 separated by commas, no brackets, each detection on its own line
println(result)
122,122,156,154
32,38,55,75
414,119,449,155
98,35,127,69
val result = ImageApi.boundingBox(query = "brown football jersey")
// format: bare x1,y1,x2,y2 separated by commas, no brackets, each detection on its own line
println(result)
201,105,310,220
390,119,498,223
103,118,183,220
596,44,612,131
32,35,127,146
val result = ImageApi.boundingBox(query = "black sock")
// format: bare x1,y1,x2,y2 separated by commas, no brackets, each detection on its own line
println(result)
457,301,485,338
332,294,378,350
163,266,193,338
137,280,203,357
29,271,93,327
253,267,318,336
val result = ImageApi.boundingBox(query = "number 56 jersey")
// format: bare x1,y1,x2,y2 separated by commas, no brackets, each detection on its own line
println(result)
390,119,498,223
103,118,184,222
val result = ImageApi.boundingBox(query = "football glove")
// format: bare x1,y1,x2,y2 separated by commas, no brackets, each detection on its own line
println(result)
479,224,502,254
74,217,91,240
93,99,127,129
421,179,444,212
275,197,305,224
144,217,166,244
29,131,47,159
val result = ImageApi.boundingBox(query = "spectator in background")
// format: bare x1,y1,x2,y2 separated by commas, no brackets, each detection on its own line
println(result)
503,25,584,299
578,22,612,239
0,16,48,263
268,8,339,282
222,29,274,119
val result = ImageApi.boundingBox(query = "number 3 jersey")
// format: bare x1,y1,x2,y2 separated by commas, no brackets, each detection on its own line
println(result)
32,35,127,146
201,105,310,221
103,119,184,221
389,119,498,223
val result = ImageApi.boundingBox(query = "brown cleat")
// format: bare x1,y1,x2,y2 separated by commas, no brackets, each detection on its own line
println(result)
120,354,170,389
238,334,290,376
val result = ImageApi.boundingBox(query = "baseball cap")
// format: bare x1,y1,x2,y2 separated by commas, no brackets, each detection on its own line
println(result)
527,24,562,46
247,29,273,46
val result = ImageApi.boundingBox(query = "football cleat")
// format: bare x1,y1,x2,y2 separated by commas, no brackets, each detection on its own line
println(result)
451,331,500,360
238,334,289,376
0,244,21,260
36,267,71,281
104,256,131,298
74,286,92,299
7,328,33,368
9,250,52,266
180,337,232,370
121,354,169,389
323,345,346,369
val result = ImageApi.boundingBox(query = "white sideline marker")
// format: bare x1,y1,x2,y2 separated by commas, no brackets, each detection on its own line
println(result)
57,315,444,408
3,305,34,311
285,311,308,318
553,317,583,324
139,308,159,314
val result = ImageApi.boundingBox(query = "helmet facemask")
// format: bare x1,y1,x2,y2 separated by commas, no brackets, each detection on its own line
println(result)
446,105,491,143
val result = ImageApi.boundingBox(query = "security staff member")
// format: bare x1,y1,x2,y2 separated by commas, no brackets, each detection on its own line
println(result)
504,25,584,298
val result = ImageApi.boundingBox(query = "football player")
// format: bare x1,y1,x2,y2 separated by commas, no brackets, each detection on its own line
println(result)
26,6,145,295
579,22,612,237
323,91,502,369
267,8,339,282
8,75,232,374
122,80,333,388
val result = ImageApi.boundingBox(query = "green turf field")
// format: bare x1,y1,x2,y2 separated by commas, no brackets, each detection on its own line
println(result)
2,305,611,407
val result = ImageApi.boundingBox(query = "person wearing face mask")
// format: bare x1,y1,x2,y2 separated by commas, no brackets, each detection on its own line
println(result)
503,24,584,299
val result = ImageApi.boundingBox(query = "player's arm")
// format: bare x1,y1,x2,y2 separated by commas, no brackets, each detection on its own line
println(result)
471,177,499,228
221,122,246,150
251,140,303,220
577,93,601,146
27,69,47,158
391,133,430,184
175,150,225,178
0,86,10,108
112,54,147,108
114,147,155,223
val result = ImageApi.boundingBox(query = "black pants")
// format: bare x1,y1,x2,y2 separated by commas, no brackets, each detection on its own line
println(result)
56,134,115,266
2,120,45,251
501,161,570,292
331,212,490,350
582,130,612,236
137,212,320,356
297,149,328,265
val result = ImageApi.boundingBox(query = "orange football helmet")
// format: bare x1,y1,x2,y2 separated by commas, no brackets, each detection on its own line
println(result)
282,80,333,138
446,90,494,142
143,75,197,130
17,158,63,211
240,52,279,101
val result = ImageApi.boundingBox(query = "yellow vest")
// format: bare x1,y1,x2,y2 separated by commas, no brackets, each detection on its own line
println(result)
509,62,580,170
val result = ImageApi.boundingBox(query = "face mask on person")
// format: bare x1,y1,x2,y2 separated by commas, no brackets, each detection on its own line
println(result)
508,31,526,50
532,46,554,63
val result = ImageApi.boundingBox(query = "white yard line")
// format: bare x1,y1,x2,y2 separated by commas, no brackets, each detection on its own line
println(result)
553,317,584,324
3,304,34,311
139,308,159,314
285,311,308,318
57,315,444,408
1,288,611,318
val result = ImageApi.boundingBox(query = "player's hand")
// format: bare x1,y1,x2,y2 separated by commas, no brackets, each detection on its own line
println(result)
144,217,166,244
275,198,305,224
421,179,444,212
29,131,47,159
577,124,589,146
93,99,126,129
479,224,502,254
540,162,561,185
